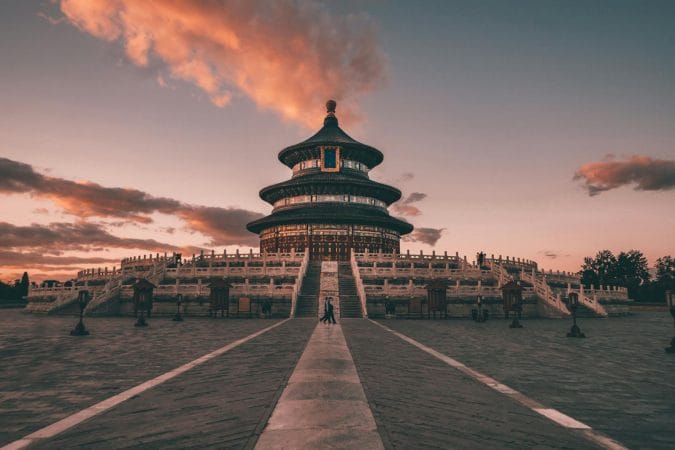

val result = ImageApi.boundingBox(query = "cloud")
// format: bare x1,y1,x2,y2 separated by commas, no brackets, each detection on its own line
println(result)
57,0,387,128
396,172,414,183
0,221,182,254
0,157,263,246
392,192,427,217
403,227,444,246
574,155,675,196
176,206,263,247
0,157,180,222
2,270,84,284
0,250,119,267
538,250,570,260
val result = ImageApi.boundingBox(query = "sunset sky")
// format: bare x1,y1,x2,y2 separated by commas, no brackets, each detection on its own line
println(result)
1,0,674,282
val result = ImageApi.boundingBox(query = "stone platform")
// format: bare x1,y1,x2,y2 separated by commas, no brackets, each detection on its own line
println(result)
1,311,673,449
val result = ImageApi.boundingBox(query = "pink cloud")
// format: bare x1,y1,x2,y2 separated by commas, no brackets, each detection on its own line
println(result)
574,155,675,196
58,0,387,128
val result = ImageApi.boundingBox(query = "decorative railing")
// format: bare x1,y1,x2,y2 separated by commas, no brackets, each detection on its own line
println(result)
121,249,306,267
163,266,301,278
83,275,124,315
290,249,310,318
354,250,467,264
520,269,570,317
119,282,296,299
361,282,517,298
582,285,629,300
487,261,512,287
77,267,123,280
481,254,538,271
350,250,368,317
83,256,168,314
578,288,608,317
357,266,491,278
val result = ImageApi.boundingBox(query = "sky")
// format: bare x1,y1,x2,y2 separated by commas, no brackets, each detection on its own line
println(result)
1,0,674,282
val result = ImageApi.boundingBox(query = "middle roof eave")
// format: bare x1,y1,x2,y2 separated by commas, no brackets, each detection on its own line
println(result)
259,173,402,205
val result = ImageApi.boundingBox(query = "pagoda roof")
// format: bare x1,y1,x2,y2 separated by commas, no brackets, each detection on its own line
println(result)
259,173,402,205
278,108,383,169
246,203,413,235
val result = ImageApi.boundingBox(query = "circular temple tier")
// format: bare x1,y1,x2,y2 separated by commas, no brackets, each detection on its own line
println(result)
247,101,413,261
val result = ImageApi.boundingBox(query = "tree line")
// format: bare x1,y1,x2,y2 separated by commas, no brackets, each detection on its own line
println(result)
0,272,29,304
581,251,673,302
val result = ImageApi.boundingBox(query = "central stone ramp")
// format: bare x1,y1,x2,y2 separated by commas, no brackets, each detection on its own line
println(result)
255,323,383,449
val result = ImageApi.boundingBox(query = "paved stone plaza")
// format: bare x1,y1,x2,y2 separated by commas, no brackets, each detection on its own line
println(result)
1,311,673,449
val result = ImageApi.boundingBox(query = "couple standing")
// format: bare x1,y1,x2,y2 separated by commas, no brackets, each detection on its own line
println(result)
320,296,336,324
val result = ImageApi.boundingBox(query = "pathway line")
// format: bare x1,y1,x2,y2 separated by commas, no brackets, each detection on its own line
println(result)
370,319,628,450
255,323,384,449
2,319,290,450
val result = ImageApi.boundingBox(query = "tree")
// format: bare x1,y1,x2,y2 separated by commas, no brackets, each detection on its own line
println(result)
614,250,650,298
656,256,674,284
18,272,29,299
655,256,674,295
580,250,618,288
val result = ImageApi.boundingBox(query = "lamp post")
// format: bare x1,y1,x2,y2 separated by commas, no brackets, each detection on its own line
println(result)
70,290,90,336
509,293,523,328
665,290,674,353
172,293,183,322
475,295,486,322
566,292,585,338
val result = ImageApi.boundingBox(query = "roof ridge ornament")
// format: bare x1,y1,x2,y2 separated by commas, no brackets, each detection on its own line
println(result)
324,99,338,126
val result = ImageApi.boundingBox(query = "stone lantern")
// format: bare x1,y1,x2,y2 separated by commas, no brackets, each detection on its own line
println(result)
501,280,524,328
425,278,448,319
132,279,155,327
208,279,232,318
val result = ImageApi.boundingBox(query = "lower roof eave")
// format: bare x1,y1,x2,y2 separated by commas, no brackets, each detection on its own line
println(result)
246,214,413,236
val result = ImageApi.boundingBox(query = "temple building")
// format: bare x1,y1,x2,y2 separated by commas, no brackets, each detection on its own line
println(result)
24,101,632,320
246,100,413,261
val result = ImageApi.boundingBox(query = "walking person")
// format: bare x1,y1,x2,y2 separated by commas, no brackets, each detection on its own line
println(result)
320,296,331,323
326,297,336,324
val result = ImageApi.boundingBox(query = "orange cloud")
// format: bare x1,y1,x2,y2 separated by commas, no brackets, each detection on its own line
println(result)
0,157,262,246
402,227,445,246
58,0,387,128
574,155,675,196
392,192,427,217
